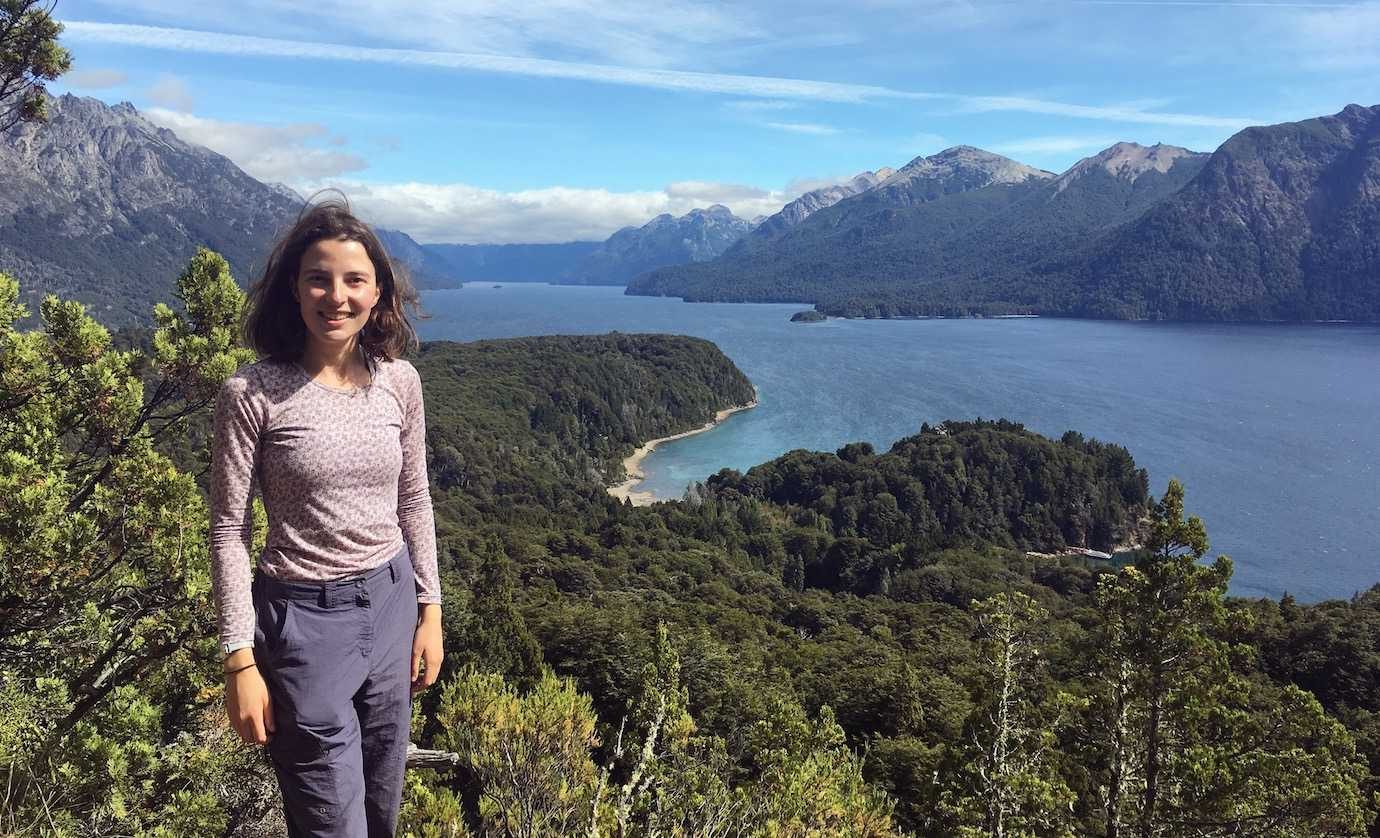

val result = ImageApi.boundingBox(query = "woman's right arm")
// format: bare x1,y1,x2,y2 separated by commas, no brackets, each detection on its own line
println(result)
210,372,274,744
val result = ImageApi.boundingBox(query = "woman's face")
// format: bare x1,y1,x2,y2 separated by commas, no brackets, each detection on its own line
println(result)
294,238,382,353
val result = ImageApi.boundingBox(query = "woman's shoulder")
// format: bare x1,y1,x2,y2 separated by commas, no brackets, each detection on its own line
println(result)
219,358,294,397
376,356,421,386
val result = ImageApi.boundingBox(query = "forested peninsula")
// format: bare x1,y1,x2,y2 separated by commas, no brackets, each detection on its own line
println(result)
3,252,1380,836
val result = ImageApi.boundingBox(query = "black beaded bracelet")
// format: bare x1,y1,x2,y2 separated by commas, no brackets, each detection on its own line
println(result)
224,661,257,676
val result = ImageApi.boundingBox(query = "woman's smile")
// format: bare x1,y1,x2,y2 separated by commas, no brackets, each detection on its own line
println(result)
295,238,381,347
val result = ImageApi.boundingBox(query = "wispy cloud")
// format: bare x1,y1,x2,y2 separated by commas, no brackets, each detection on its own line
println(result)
765,121,841,135
1282,1,1380,69
63,21,898,104
89,0,761,69
63,68,128,89
725,99,800,111
62,21,1260,128
990,135,1123,155
147,75,195,111
313,178,799,244
143,108,368,181
1070,1,1355,6
959,95,1250,128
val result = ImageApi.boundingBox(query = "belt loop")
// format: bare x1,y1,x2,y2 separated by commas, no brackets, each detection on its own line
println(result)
319,584,330,609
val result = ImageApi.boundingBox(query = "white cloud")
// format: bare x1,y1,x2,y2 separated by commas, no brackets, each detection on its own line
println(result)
990,135,1123,155
63,21,1260,127
309,178,802,244
147,75,195,111
725,99,799,111
1283,1,1380,69
64,68,129,89
764,121,841,135
143,108,369,181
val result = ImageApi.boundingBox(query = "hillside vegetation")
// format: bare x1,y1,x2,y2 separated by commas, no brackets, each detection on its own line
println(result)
1,252,1378,836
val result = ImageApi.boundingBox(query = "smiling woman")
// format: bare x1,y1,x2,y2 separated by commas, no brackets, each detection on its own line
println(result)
212,196,444,835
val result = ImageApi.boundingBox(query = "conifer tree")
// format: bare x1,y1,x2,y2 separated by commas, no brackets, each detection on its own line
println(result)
1088,481,1369,837
943,591,1075,838
0,252,259,832
0,0,71,131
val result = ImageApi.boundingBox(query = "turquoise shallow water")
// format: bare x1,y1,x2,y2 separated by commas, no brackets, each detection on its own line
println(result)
418,283,1380,602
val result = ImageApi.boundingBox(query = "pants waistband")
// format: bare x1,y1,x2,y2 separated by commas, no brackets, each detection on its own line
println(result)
254,545,410,606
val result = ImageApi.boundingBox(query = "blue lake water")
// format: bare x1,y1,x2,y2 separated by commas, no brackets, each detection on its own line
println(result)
418,283,1380,602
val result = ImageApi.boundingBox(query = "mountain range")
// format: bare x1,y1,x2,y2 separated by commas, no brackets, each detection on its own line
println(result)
4,96,1377,325
557,204,755,285
631,106,1380,321
0,95,758,321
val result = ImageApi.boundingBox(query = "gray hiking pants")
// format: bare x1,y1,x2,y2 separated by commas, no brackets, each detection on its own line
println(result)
253,546,417,837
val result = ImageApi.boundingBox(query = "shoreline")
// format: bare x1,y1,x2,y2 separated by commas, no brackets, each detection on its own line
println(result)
607,400,758,506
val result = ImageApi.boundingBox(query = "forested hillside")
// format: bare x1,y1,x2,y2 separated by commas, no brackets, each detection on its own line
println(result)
414,333,756,499
632,106,1380,322
3,251,1378,836
1051,103,1380,320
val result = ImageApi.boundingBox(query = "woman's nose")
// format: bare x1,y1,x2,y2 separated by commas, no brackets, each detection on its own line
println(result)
327,279,348,303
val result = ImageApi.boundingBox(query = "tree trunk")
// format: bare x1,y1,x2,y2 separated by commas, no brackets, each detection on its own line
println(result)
1140,675,1163,838
1105,662,1131,838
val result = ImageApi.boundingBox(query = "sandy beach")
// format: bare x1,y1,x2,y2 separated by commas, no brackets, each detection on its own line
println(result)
607,400,758,505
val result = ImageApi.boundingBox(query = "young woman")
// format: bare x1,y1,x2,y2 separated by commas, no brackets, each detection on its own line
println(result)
210,198,444,836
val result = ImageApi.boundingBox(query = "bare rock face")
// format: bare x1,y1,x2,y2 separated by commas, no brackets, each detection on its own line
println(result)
0,94,301,326
1053,142,1205,193
871,146,1054,205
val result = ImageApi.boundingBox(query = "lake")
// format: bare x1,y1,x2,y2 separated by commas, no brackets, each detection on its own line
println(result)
418,283,1380,602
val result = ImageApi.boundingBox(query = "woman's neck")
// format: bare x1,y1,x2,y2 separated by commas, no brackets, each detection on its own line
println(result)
299,339,369,385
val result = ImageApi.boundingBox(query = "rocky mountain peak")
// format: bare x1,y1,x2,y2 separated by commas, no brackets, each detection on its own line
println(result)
691,204,735,218
751,168,899,237
883,146,1053,191
1054,142,1204,193
0,94,304,324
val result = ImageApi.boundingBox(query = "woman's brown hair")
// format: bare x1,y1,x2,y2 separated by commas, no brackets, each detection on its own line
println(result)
244,195,419,362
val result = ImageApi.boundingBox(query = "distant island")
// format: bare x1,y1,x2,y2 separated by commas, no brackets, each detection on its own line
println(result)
790,310,827,323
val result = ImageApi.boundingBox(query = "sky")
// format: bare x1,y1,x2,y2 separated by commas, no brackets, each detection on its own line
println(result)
48,0,1380,244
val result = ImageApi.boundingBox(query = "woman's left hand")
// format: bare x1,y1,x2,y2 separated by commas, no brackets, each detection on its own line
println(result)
411,603,444,695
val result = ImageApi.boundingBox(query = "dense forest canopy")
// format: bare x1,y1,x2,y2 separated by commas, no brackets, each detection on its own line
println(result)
2,253,1379,836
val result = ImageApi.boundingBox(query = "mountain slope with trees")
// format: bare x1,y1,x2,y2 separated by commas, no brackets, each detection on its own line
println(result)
1051,103,1380,320
0,95,466,324
628,142,1207,314
2,253,1378,835
0,94,301,325
632,107,1380,322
